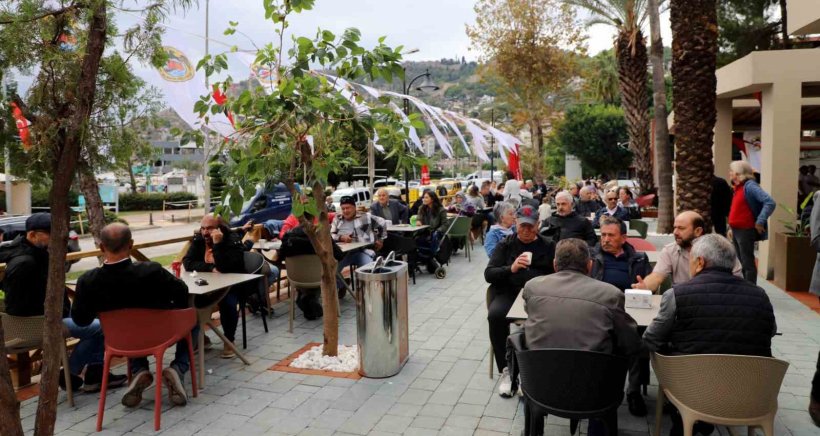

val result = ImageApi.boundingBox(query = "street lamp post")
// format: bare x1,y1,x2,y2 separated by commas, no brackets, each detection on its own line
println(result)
490,108,495,182
402,68,438,202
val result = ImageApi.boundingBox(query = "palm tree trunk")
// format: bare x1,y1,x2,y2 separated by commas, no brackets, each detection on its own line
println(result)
648,0,674,233
670,0,718,228
615,29,655,195
779,0,790,49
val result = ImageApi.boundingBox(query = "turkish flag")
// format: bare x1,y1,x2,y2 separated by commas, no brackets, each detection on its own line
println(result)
507,144,522,180
9,102,32,150
212,85,235,127
421,165,430,185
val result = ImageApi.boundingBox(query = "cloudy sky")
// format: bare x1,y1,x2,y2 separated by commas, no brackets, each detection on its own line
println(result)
125,0,673,61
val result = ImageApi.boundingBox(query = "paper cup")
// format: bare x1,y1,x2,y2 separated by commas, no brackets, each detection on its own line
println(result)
522,251,533,264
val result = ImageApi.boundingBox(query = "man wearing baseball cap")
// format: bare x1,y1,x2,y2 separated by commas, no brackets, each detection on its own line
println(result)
0,212,126,392
484,205,556,397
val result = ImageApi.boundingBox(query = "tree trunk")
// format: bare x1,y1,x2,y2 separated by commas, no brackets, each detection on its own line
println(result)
615,29,655,195
127,157,138,194
648,0,674,234
34,2,107,435
78,160,106,246
0,321,24,435
670,0,717,229
529,119,544,178
779,0,790,49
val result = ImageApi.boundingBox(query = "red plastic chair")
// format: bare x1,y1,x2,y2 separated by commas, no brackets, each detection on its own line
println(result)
627,237,657,252
96,308,198,432
635,194,656,208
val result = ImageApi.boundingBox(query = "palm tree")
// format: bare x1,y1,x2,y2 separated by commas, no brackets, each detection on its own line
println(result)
670,0,718,226
647,0,674,233
565,0,655,194
583,50,620,106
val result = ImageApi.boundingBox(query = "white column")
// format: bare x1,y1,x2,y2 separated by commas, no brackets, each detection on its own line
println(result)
757,81,802,279
713,98,733,177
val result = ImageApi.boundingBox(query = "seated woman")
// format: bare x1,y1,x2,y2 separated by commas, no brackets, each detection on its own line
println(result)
447,192,476,216
617,187,641,220
415,191,449,266
484,202,516,257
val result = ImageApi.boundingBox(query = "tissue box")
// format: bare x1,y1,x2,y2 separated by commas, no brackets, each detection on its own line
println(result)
625,289,652,308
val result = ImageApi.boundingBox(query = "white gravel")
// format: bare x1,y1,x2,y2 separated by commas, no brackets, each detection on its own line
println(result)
289,345,359,373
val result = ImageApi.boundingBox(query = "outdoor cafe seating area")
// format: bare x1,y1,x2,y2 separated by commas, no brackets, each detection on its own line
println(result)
3,217,819,436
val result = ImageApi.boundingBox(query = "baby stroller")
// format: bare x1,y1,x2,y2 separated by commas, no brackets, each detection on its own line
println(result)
415,219,456,279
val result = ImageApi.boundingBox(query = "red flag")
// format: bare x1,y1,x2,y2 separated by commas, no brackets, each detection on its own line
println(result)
507,144,522,180
211,85,235,127
9,102,32,150
421,165,430,185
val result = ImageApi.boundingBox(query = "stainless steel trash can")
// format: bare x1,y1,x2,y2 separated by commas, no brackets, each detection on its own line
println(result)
355,253,409,378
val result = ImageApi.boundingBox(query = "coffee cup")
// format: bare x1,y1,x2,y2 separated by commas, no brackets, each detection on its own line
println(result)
522,251,533,264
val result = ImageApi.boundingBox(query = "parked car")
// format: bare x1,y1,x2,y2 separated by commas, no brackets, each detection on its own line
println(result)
228,183,293,227
0,215,81,271
330,187,372,211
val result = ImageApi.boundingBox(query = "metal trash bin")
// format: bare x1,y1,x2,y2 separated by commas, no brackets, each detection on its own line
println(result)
355,252,409,378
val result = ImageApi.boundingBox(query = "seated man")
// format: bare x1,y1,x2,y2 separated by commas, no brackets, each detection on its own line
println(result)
183,214,247,359
633,211,741,292
370,188,408,225
576,186,603,218
71,223,191,407
590,216,652,416
541,191,597,247
331,195,387,288
511,238,640,436
0,213,126,392
643,233,776,436
485,205,555,397
593,191,631,228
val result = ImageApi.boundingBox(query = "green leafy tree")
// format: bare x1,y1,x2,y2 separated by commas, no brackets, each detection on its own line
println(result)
549,104,632,178
581,50,620,106
717,0,784,67
0,1,192,434
196,0,416,356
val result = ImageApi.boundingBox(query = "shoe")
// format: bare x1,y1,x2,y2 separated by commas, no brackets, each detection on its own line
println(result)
498,367,513,398
162,367,188,406
311,297,323,319
58,370,83,392
627,391,647,417
83,364,128,393
121,370,153,408
203,335,213,351
810,397,820,427
221,345,236,359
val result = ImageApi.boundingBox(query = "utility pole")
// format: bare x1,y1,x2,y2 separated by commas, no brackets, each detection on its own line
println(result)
202,0,211,214
1,74,13,214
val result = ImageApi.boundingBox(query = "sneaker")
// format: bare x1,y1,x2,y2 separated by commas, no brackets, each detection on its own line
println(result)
83,364,128,393
498,367,513,398
221,344,236,359
121,370,153,408
203,335,213,351
162,367,188,406
58,370,83,392
627,391,647,417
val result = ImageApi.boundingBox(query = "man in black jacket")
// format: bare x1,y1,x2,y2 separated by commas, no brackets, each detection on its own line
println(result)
72,223,192,408
711,175,732,236
643,233,776,436
183,214,246,359
541,191,598,247
370,188,409,225
1,213,126,392
590,216,652,417
485,205,555,397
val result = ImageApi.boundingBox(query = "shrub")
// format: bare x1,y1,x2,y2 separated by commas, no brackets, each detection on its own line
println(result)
118,192,197,211
71,210,128,234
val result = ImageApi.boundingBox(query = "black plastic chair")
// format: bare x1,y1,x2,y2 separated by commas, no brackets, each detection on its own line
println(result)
380,234,418,284
239,251,270,349
511,334,628,436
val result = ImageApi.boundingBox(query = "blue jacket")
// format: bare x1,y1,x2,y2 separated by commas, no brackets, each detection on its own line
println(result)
593,205,631,228
370,199,409,225
484,224,515,257
741,180,776,241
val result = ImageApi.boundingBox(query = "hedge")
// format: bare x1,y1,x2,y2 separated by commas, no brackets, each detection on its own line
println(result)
118,192,198,211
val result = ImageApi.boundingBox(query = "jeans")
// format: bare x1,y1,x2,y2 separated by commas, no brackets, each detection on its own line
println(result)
62,318,105,375
731,227,758,284
129,325,198,378
336,250,374,289
218,291,240,342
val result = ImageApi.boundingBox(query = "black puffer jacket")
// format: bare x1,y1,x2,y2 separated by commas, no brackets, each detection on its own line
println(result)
540,211,597,247
0,236,70,317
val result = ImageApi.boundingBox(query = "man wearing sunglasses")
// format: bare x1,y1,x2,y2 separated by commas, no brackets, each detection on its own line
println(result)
593,191,631,228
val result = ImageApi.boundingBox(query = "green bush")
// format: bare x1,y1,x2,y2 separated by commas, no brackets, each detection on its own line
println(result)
118,192,197,211
71,210,128,234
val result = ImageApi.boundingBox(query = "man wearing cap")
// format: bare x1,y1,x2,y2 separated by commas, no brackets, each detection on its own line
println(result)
484,205,556,397
0,213,127,392
331,195,388,290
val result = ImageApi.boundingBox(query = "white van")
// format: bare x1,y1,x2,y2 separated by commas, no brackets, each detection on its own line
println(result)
331,187,372,211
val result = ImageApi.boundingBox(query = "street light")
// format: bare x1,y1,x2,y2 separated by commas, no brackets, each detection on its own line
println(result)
402,68,438,200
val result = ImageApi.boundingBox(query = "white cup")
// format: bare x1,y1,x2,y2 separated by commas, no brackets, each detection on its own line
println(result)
522,251,533,264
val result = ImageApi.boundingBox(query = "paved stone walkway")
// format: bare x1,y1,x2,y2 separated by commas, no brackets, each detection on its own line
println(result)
24,230,820,435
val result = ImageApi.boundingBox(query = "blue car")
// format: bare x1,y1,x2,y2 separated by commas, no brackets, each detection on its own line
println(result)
228,183,292,227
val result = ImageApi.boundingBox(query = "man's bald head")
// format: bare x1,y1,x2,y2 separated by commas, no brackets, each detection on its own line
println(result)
100,223,133,255
673,210,706,248
678,210,705,231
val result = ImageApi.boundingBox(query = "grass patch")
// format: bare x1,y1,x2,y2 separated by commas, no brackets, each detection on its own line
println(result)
66,254,179,281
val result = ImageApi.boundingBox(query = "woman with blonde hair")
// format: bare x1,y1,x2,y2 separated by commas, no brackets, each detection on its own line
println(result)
728,160,775,284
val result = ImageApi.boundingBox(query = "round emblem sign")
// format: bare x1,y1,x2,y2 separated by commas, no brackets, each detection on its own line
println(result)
159,46,195,82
